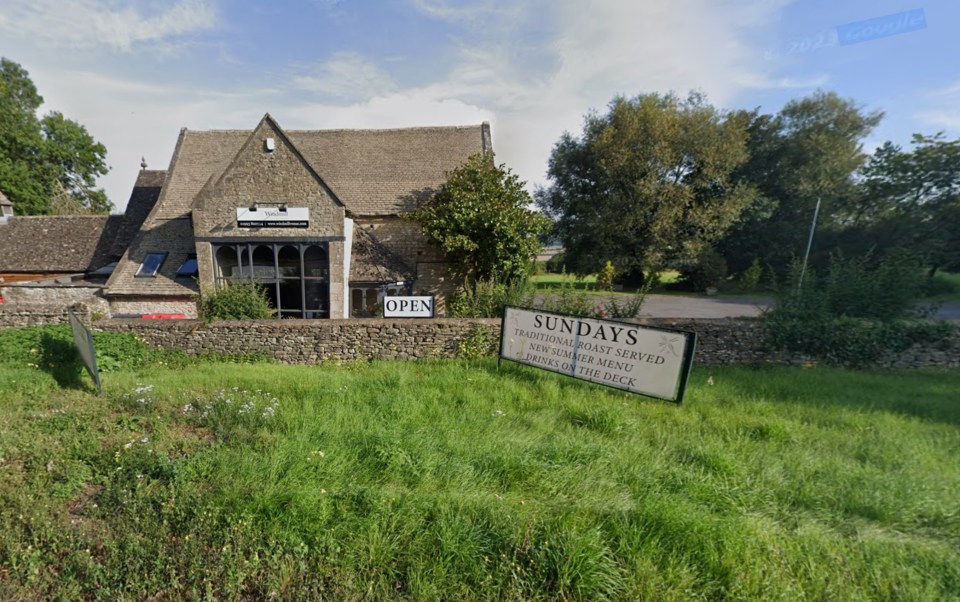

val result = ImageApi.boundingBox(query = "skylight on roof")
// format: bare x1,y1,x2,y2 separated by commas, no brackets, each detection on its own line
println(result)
176,255,198,277
136,252,167,277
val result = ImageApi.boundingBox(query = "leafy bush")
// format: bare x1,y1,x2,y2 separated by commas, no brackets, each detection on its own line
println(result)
545,252,566,274
448,278,528,318
817,250,926,320
596,261,616,291
457,325,496,359
762,251,954,366
198,279,275,321
737,258,763,292
678,247,727,291
598,281,651,319
764,313,955,367
535,273,594,317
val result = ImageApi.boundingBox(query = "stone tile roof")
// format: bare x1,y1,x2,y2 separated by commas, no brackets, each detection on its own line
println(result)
109,170,166,257
0,215,121,272
166,122,487,218
287,125,487,215
104,217,198,296
350,228,415,283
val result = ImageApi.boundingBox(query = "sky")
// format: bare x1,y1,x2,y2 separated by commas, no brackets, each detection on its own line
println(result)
1,0,958,213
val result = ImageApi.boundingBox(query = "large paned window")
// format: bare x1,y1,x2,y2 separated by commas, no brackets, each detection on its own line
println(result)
213,242,330,319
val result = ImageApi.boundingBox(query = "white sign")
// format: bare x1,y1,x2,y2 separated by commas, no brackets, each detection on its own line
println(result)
383,296,434,318
236,207,309,228
500,307,695,402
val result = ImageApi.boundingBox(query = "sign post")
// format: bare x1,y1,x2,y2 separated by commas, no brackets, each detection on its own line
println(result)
68,309,102,394
499,307,696,403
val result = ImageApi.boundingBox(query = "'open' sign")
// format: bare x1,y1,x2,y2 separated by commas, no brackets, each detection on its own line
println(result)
383,296,435,318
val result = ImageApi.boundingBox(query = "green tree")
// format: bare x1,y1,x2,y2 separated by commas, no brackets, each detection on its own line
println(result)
414,152,549,285
536,92,757,283
0,58,110,215
718,91,883,276
850,133,960,274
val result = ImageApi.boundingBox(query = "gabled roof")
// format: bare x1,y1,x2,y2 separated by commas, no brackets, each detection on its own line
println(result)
0,189,12,208
195,114,347,213
0,215,121,273
161,118,488,218
350,228,415,283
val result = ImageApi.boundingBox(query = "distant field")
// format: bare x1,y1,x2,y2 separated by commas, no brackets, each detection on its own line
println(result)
532,269,960,301
0,344,958,599
530,270,681,294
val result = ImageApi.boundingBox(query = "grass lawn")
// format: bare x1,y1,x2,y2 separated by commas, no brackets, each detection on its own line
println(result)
529,271,682,295
929,271,960,302
0,337,958,600
531,269,960,303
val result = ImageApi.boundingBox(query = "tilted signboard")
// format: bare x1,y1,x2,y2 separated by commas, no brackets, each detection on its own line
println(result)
236,207,309,228
499,307,696,403
383,296,435,318
68,309,102,394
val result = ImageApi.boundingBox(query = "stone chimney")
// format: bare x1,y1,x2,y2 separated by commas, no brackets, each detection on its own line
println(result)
481,121,492,156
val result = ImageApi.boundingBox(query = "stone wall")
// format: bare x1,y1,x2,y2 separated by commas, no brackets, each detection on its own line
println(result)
0,302,96,327
99,318,501,363
108,297,198,319
87,317,960,369
1,283,108,307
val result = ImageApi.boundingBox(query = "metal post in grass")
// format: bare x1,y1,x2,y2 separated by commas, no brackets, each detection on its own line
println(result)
798,196,821,291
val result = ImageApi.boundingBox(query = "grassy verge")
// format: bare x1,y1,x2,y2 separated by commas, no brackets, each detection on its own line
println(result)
0,352,958,599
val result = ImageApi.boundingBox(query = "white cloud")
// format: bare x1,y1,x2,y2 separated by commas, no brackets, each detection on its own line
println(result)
18,0,803,210
915,81,960,133
409,0,519,23
0,0,216,51
291,52,398,101
390,0,797,187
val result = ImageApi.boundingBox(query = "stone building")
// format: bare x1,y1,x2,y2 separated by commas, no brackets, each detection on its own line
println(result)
1,115,491,319
0,175,160,309
104,115,489,318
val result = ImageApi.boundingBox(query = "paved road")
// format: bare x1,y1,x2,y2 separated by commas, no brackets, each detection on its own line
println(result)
636,294,960,321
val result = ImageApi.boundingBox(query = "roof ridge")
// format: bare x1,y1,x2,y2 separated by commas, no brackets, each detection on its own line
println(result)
9,215,110,219
287,124,483,134
181,124,484,135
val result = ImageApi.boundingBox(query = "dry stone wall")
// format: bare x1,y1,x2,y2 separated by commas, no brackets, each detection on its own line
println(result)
88,317,960,369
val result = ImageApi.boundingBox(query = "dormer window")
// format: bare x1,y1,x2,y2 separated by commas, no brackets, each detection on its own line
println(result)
136,252,167,277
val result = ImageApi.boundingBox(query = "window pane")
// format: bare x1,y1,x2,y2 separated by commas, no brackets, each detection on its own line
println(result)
136,252,167,277
304,245,328,279
216,246,239,279
279,278,303,313
278,245,301,278
252,245,275,280
306,280,329,318
177,255,198,277
351,289,363,315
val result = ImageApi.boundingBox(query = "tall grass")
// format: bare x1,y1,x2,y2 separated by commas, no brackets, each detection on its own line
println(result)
0,357,957,600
